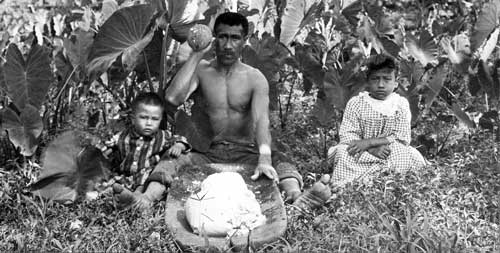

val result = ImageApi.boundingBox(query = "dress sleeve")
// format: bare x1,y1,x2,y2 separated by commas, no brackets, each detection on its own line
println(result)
339,97,362,144
386,97,411,145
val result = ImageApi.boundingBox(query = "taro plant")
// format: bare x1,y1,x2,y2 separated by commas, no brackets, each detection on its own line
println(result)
0,43,53,157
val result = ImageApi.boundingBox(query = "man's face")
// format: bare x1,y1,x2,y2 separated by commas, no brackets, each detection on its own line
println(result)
367,68,397,100
214,24,246,66
132,104,162,137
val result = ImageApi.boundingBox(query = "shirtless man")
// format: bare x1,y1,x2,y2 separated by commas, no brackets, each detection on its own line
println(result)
114,12,331,210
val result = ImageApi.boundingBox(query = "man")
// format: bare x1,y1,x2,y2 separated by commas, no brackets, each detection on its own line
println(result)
115,12,331,210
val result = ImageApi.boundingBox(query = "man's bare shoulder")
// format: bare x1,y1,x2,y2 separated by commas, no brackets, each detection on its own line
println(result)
239,63,267,86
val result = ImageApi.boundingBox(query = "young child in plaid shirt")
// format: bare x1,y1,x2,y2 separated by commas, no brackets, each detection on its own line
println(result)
328,55,426,186
100,92,191,209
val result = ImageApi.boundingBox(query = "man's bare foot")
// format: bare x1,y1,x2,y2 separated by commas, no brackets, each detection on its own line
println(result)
113,184,152,211
292,174,332,210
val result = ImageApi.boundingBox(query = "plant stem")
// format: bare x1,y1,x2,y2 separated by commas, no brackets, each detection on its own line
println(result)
142,51,155,92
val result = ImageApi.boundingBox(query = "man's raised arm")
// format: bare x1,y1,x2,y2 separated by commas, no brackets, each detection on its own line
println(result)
165,51,205,106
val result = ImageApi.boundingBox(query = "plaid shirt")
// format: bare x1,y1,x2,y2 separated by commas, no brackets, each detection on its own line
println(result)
108,128,191,187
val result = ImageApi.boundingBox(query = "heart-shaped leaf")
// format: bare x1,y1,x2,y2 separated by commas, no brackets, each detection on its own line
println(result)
63,29,94,72
470,1,499,53
87,4,157,75
135,30,163,81
293,43,324,88
323,57,365,110
175,109,213,153
279,0,322,46
2,105,43,156
399,59,424,91
406,30,438,67
4,43,53,110
31,131,110,201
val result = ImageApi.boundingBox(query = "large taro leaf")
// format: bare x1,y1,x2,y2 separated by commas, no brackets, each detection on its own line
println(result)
87,4,157,75
293,43,324,90
2,105,43,156
470,0,499,53
63,28,94,72
4,43,52,110
399,59,424,90
406,30,438,67
175,109,213,153
135,29,163,81
279,0,323,46
242,33,290,108
422,64,447,109
30,131,111,202
323,58,365,110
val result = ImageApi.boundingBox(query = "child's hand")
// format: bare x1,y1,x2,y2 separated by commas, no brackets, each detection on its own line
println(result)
168,142,185,157
347,140,371,156
367,145,391,159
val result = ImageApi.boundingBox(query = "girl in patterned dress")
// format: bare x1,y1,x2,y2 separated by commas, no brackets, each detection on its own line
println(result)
328,55,426,186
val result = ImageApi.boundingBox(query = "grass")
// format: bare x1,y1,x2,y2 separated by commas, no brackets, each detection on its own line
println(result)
0,129,499,252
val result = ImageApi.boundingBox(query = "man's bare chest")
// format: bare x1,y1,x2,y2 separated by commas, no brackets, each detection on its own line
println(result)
198,75,253,111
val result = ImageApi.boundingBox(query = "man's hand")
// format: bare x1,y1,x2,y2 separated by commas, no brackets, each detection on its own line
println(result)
347,140,371,156
367,145,391,159
251,164,279,183
168,142,185,157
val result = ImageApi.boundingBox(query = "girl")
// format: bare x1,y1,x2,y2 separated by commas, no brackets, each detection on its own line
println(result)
328,55,426,186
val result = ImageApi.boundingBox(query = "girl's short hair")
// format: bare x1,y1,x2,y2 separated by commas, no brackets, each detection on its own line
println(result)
366,54,398,77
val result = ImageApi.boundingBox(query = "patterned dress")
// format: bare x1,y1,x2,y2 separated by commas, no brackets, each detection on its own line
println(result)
329,91,425,186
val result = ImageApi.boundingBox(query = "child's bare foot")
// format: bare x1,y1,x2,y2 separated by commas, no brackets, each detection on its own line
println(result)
113,184,152,211
292,174,332,210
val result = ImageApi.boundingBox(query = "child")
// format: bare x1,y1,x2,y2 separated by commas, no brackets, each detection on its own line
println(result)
328,55,426,186
100,92,191,209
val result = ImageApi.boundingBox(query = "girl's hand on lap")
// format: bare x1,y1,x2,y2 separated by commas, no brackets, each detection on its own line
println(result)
367,145,391,159
347,140,371,155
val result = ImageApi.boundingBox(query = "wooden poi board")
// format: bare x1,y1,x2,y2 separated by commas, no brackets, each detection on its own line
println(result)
165,163,287,252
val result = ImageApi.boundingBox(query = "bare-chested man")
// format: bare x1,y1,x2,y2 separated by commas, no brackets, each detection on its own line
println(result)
115,12,331,210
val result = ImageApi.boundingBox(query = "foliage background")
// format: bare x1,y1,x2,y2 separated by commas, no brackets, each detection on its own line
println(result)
0,0,499,251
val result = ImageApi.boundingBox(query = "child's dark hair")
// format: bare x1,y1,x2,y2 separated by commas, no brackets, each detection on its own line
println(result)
366,54,398,78
131,92,165,113
214,12,249,37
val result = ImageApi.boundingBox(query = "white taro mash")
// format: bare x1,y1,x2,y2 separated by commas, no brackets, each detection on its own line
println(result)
184,171,266,237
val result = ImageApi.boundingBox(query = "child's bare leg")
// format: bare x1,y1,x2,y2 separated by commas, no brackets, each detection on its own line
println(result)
293,174,332,210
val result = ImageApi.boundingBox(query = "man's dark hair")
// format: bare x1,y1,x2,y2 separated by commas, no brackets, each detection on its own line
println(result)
214,12,249,37
366,54,398,78
131,92,165,113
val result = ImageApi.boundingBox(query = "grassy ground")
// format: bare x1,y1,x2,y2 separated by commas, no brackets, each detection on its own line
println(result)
0,129,499,252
